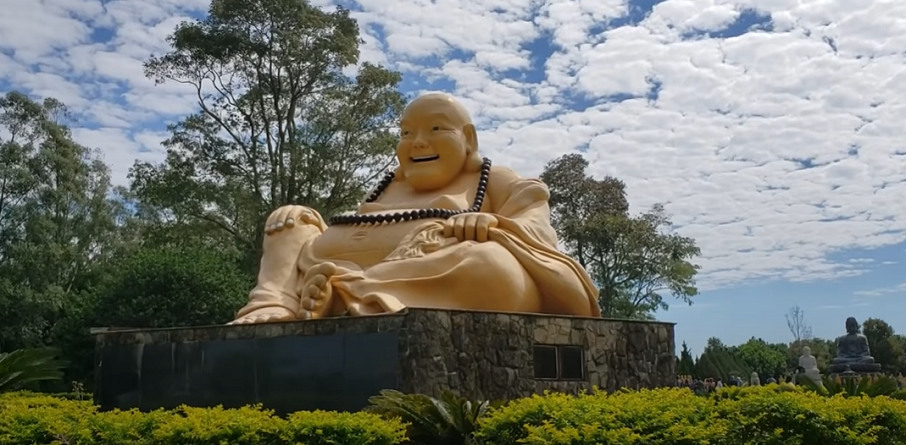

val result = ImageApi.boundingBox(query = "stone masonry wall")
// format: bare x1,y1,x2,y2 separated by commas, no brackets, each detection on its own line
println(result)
396,310,675,401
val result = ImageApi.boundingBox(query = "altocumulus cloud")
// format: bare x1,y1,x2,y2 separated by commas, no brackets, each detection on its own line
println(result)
1,0,905,293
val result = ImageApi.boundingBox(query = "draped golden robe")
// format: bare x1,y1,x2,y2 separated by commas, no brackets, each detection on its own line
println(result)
235,166,600,319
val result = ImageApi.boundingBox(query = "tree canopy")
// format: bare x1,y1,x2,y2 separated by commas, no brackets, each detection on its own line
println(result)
0,92,123,352
135,0,406,273
541,153,701,319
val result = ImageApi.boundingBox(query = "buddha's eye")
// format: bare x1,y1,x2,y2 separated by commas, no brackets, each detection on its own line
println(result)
432,126,440,131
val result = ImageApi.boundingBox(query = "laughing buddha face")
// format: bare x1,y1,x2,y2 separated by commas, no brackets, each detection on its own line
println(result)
395,93,482,191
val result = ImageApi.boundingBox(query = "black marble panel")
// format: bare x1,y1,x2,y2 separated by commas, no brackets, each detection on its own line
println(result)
96,344,143,410
138,343,174,410
256,335,345,413
94,331,400,414
201,339,258,408
338,332,399,410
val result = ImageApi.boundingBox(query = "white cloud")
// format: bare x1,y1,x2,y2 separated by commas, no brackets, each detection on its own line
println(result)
1,0,905,293
853,282,906,298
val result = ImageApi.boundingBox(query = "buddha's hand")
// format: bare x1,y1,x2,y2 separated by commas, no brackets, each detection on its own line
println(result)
264,205,324,235
443,213,498,242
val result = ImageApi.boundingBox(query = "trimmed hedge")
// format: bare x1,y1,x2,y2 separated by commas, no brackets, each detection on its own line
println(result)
474,385,906,445
0,392,407,445
4,386,906,445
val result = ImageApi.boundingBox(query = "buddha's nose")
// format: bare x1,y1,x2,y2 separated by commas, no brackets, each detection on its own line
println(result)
413,136,428,149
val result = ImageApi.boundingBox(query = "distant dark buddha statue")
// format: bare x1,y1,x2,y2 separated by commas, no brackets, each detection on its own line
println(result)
829,317,881,373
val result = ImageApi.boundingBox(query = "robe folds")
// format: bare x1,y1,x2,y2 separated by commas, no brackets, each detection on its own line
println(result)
235,166,601,320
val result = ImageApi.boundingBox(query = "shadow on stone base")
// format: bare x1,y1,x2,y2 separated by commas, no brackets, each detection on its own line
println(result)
828,362,882,374
92,308,675,415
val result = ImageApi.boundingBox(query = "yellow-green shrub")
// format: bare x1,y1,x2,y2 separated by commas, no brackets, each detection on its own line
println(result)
474,386,906,445
713,388,906,445
0,392,406,445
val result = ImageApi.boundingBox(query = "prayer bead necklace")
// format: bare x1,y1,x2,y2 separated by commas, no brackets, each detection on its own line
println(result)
328,157,492,226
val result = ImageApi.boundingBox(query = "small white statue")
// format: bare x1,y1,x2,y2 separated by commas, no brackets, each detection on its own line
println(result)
799,346,822,385
750,372,761,386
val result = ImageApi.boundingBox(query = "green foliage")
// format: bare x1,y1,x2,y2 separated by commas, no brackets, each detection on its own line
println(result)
694,337,753,381
367,389,490,445
0,91,123,353
0,392,407,445
797,374,901,398
677,341,695,376
712,385,906,445
89,244,252,328
0,348,65,392
863,318,904,374
733,337,788,380
136,0,406,275
475,386,906,445
541,154,701,319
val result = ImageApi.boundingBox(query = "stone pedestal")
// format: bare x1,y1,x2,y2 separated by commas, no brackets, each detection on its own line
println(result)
828,362,882,374
92,308,675,414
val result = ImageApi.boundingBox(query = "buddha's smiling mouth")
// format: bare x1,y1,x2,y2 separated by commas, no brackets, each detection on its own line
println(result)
411,155,439,163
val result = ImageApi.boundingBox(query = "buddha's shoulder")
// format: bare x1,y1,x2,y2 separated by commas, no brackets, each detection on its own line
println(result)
487,165,550,203
489,165,545,186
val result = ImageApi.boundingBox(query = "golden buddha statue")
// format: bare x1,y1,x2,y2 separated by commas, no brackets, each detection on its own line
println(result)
230,92,600,324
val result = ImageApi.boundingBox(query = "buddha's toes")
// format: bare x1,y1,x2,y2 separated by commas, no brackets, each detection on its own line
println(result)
228,307,295,325
300,262,338,318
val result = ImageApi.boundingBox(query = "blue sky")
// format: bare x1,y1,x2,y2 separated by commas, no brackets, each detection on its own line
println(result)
1,0,905,355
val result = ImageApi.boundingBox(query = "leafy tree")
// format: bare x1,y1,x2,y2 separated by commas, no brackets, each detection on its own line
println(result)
135,0,406,273
0,92,122,352
541,154,701,319
890,335,906,375
88,244,252,329
540,153,628,266
862,318,902,373
677,341,695,376
693,337,753,382
733,337,788,380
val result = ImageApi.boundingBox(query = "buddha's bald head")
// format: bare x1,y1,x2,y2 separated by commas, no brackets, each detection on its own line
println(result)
403,93,473,125
394,92,483,190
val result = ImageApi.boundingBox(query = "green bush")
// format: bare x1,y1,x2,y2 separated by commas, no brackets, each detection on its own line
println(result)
0,348,65,393
0,392,407,445
89,244,252,329
366,389,492,445
6,387,906,445
796,373,901,398
475,386,906,445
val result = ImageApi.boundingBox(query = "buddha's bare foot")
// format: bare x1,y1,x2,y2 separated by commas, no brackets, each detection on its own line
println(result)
299,262,338,319
228,307,295,325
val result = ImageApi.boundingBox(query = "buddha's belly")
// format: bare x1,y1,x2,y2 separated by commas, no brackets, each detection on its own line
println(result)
311,217,441,267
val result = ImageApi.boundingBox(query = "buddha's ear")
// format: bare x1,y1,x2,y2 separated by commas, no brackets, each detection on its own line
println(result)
463,123,483,173
463,123,478,153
